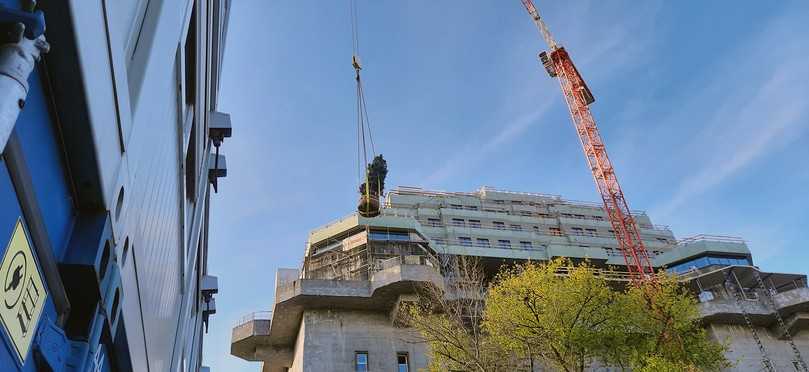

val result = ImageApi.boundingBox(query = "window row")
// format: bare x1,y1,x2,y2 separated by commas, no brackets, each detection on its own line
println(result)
667,256,751,274
443,204,611,221
455,237,541,250
368,230,410,242
432,219,669,242
354,351,409,372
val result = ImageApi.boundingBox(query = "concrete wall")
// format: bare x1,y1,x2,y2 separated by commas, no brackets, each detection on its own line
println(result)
292,309,427,372
708,323,809,371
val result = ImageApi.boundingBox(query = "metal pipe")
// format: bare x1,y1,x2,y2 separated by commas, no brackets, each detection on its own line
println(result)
0,22,48,153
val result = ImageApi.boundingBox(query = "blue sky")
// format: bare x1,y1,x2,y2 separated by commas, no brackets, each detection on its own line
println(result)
203,1,809,370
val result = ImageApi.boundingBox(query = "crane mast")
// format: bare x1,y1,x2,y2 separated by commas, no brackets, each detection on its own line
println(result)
520,0,655,283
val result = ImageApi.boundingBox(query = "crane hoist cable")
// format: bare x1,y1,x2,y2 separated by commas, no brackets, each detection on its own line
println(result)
351,0,386,218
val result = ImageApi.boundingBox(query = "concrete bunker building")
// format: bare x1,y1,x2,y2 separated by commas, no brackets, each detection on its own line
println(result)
232,186,809,372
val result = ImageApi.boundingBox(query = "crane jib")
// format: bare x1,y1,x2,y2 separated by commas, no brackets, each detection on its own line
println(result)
550,48,594,105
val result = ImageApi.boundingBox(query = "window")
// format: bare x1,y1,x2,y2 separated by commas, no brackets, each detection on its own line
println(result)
509,224,522,231
369,230,410,241
468,219,481,228
427,218,441,227
492,221,505,230
520,241,533,250
549,227,563,236
519,210,532,217
604,247,616,256
458,237,472,247
449,204,463,210
532,226,540,232
465,205,479,211
476,238,490,247
497,240,511,249
585,228,597,237
493,200,505,204
451,218,465,227
593,215,604,221
656,237,669,243
667,256,751,274
571,227,584,236
511,200,523,205
574,214,586,219
538,213,553,218
397,353,410,372
355,352,368,372
433,238,447,246
184,7,197,107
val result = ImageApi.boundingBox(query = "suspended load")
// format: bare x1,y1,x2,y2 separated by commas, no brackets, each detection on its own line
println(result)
357,155,387,217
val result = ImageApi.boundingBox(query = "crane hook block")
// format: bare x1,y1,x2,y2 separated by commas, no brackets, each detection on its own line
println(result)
352,55,362,71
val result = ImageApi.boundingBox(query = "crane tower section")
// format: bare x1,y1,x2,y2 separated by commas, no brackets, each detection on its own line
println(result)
520,0,655,282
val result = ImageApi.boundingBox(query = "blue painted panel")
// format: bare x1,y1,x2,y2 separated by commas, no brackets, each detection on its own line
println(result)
15,71,76,260
0,161,59,371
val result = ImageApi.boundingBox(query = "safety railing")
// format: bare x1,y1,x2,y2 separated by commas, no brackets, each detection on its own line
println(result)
555,266,634,282
375,255,440,272
677,234,745,245
478,186,562,199
235,311,273,327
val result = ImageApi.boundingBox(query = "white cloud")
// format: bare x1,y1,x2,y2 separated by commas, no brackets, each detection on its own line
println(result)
422,103,554,186
651,14,809,219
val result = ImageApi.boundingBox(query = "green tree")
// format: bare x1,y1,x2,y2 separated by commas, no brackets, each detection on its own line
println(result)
484,259,730,372
620,275,731,371
484,259,625,372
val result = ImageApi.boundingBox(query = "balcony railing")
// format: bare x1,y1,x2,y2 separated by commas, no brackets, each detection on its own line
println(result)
235,311,272,327
376,255,440,272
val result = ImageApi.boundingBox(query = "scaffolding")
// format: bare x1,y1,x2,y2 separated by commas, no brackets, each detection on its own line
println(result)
303,227,439,281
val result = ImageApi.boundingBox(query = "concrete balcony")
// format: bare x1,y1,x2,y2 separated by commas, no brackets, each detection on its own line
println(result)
773,286,809,314
231,311,272,361
698,286,809,338
699,297,772,325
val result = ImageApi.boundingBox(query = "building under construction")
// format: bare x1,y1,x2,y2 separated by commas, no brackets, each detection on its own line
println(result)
231,186,809,372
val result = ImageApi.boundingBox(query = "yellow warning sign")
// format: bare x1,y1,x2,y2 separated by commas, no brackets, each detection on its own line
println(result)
0,219,47,362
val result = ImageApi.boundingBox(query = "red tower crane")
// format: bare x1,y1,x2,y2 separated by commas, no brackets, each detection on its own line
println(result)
520,0,655,283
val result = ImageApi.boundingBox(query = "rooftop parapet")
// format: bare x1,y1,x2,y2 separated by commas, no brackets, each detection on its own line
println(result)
654,235,751,268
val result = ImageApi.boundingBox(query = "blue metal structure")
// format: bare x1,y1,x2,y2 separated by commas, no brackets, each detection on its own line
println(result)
0,0,231,370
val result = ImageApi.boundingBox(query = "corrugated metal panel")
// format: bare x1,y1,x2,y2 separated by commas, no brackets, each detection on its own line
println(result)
125,38,185,372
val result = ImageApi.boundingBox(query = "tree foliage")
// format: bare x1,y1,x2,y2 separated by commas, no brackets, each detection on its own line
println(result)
485,259,626,372
403,257,520,372
358,154,387,195
407,258,730,371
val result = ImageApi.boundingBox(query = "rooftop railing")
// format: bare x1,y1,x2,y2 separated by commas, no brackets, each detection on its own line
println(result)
677,234,745,245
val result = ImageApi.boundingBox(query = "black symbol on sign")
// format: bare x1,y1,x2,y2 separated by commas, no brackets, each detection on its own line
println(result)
4,251,26,310
6,266,22,292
